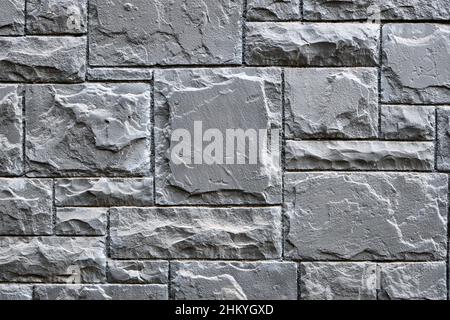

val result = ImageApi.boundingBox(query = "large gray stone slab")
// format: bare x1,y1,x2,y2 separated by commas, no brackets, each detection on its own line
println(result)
110,207,282,260
55,208,107,236
436,107,450,171
285,140,434,171
0,37,86,82
245,23,379,66
171,261,297,300
0,285,33,300
382,24,450,104
379,263,447,300
27,0,87,34
89,0,243,66
247,0,301,21
107,260,169,284
0,237,106,283
155,68,282,205
0,85,23,176
285,173,448,260
285,68,378,139
300,263,377,300
0,0,25,35
0,179,53,235
26,84,151,176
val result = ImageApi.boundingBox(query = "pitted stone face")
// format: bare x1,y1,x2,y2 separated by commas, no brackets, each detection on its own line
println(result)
0,0,25,35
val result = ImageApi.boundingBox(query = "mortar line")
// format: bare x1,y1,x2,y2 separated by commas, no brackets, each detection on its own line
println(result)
242,0,248,65
168,261,173,300
378,22,383,138
281,69,286,260
300,0,304,20
150,73,156,205
21,86,26,176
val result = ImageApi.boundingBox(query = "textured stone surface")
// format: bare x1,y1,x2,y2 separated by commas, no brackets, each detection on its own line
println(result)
436,108,450,171
382,24,450,104
34,284,168,300
379,263,447,300
172,261,297,300
0,285,33,300
0,85,23,176
0,179,53,235
381,106,435,141
0,0,25,35
89,0,243,66
87,68,153,81
26,84,151,176
55,208,107,236
0,37,86,82
285,140,434,171
285,68,378,139
27,0,87,34
55,178,153,206
285,173,448,260
300,263,377,300
107,261,168,284
0,237,106,283
304,0,450,20
245,23,379,66
155,68,282,205
247,0,301,21
110,207,282,259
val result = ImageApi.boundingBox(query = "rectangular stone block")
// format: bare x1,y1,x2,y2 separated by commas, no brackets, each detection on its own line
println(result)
0,85,23,176
379,263,447,300
245,23,379,66
89,0,243,66
55,178,154,206
155,68,282,205
0,0,25,35
436,107,450,171
27,0,87,34
300,263,377,300
0,237,106,283
0,37,86,82
110,207,282,260
87,68,153,81
382,24,450,104
171,261,297,300
247,0,301,21
381,105,435,141
107,260,169,284
285,140,434,171
55,208,107,236
285,68,378,139
0,179,53,235
34,284,168,300
0,284,33,300
26,84,151,176
285,173,448,260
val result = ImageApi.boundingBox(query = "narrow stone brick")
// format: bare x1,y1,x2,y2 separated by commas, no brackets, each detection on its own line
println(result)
285,140,434,171
285,68,378,139
245,23,379,66
172,261,297,300
110,207,282,259
300,263,377,300
436,107,450,171
55,208,107,236
107,260,169,284
0,284,33,300
87,68,153,81
0,0,25,35
247,0,301,21
285,173,448,260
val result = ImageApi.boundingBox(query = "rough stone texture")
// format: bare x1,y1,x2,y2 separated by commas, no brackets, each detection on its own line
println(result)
285,173,448,260
0,179,53,235
379,263,447,300
0,85,23,176
382,24,450,104
285,140,434,171
285,68,378,139
0,0,25,35
87,68,153,81
303,0,450,20
300,263,378,300
107,261,169,284
171,261,297,300
55,178,153,206
26,84,151,176
34,284,168,300
0,237,106,283
89,0,243,66
155,68,282,205
55,208,107,236
27,0,87,34
0,37,86,83
245,23,380,66
436,107,450,171
381,105,436,141
0,284,33,300
110,207,282,259
247,0,301,21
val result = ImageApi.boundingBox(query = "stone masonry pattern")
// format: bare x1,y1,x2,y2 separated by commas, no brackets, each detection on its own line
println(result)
0,0,449,301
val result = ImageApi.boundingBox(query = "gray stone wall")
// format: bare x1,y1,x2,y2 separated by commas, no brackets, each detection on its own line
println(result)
0,0,449,300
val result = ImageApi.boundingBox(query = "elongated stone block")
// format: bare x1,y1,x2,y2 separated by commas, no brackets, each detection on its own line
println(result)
247,0,301,21
0,285,33,300
55,208,107,236
107,260,168,284
436,107,450,171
